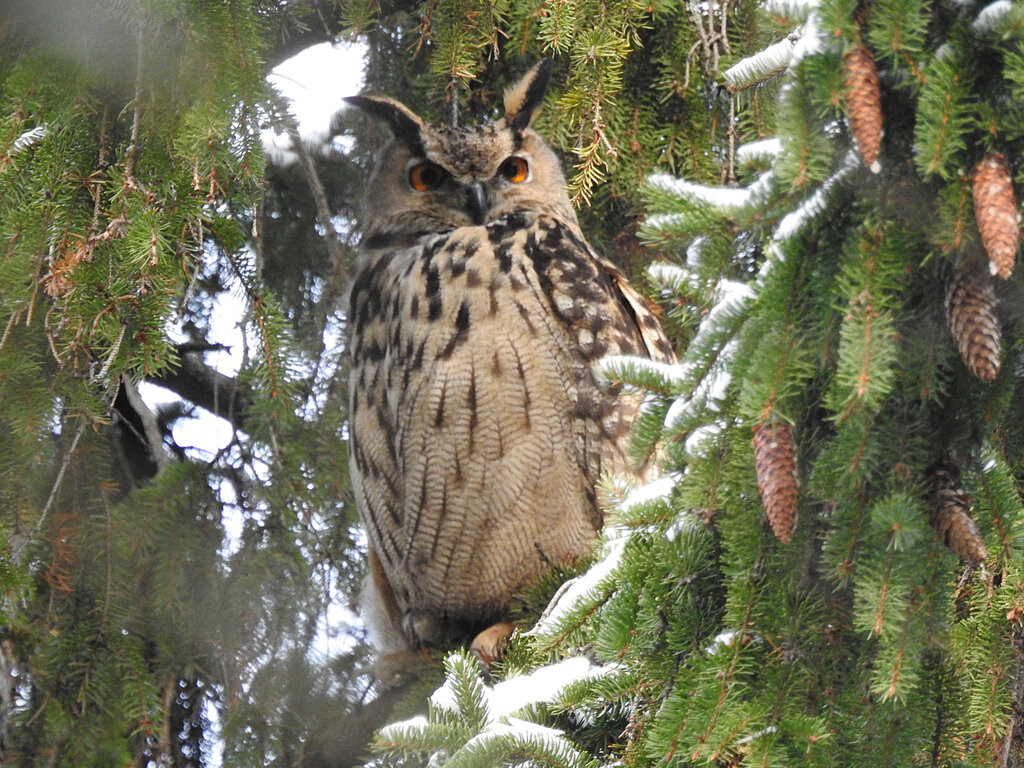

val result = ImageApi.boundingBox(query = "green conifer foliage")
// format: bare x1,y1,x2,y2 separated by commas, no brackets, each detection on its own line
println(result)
3,0,1024,764
366,1,1024,767
0,2,367,764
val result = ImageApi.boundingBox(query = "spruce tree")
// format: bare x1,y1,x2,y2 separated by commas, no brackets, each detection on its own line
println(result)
3,0,1023,766
363,1,1024,767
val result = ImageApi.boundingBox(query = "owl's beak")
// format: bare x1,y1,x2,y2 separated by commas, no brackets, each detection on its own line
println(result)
466,182,489,225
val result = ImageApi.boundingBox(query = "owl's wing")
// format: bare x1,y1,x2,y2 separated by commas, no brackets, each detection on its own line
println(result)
522,216,675,478
524,216,674,364
606,265,676,364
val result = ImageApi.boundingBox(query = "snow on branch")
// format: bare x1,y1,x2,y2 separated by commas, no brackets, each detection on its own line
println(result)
758,149,861,285
737,137,783,164
975,0,1013,32
771,149,860,245
648,171,774,212
724,34,800,90
648,263,702,293
598,355,688,387
762,0,819,22
529,535,628,637
12,126,48,154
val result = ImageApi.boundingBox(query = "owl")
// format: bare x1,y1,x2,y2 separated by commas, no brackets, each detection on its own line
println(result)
346,60,673,666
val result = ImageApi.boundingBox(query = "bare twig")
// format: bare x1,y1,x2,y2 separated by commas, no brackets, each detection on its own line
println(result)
12,323,128,561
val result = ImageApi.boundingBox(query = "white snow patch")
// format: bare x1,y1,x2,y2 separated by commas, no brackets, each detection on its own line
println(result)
737,137,783,164
12,126,48,153
724,35,798,89
644,212,686,232
762,0,819,20
664,362,733,429
620,474,679,513
647,263,701,293
649,173,759,210
759,148,861,286
664,508,704,541
529,535,628,636
598,355,688,387
706,629,739,654
490,657,612,719
789,13,823,66
458,718,584,762
687,235,709,267
683,422,723,456
377,714,429,738
975,0,1013,32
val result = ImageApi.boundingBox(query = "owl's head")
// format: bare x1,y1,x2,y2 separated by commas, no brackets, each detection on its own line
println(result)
347,60,577,246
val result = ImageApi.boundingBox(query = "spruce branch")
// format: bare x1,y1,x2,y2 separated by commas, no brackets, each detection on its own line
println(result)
12,323,128,561
147,345,255,432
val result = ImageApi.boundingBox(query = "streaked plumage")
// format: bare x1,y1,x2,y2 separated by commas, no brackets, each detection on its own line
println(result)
346,61,673,660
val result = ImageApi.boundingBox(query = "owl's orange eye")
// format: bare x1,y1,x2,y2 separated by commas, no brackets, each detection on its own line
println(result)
499,156,530,183
409,162,448,191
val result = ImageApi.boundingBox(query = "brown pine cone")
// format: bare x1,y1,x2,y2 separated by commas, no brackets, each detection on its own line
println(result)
842,45,883,172
753,420,798,544
945,266,1001,382
973,153,1020,279
927,458,987,563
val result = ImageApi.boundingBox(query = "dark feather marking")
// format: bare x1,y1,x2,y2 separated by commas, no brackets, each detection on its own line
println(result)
510,345,532,430
409,471,430,555
428,294,443,321
488,279,500,316
425,264,441,299
412,338,427,371
434,380,447,427
496,243,513,273
455,299,470,334
467,361,478,441
375,407,400,468
438,300,470,359
430,480,450,559
514,298,538,336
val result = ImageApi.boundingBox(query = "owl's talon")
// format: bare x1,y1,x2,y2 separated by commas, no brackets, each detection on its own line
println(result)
470,621,516,670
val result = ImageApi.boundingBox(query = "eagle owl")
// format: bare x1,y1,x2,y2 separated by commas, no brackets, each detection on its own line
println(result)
346,61,673,664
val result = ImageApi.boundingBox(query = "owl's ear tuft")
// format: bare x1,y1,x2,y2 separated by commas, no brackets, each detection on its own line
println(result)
345,95,425,154
503,59,554,132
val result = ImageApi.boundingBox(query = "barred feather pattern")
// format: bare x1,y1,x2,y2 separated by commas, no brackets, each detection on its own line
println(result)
752,420,798,544
945,265,1001,382
927,458,987,563
842,45,883,171
973,153,1020,279
349,213,673,648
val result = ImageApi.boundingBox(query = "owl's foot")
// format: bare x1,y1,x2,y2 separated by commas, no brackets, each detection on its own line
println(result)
470,621,516,669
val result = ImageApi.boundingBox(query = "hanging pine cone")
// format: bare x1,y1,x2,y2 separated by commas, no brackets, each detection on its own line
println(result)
945,265,1001,382
842,45,883,172
927,457,987,563
752,420,798,544
973,152,1020,279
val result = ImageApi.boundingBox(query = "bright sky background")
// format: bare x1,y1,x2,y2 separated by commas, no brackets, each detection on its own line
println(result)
137,41,367,764
141,40,366,453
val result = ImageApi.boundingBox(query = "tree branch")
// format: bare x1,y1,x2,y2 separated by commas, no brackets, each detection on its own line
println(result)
148,347,255,432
